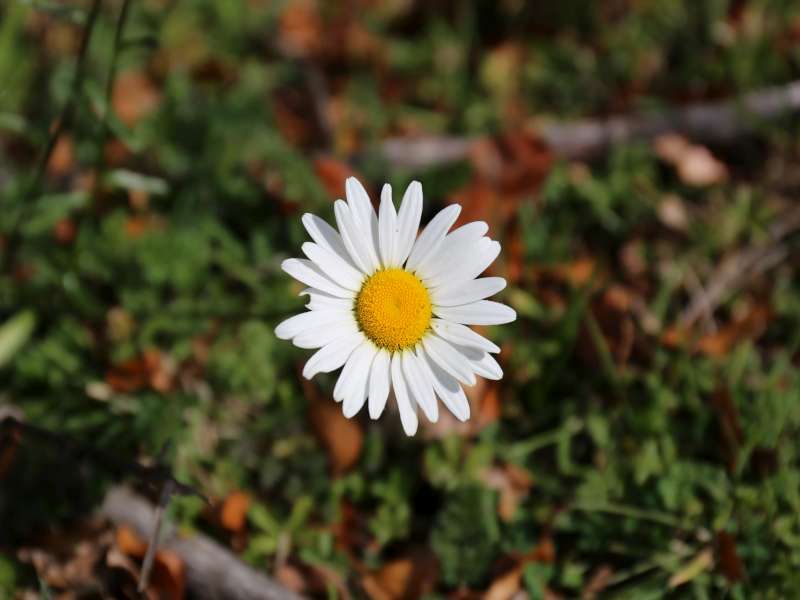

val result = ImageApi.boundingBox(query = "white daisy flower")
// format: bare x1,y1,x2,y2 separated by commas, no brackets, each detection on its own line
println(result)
275,177,516,436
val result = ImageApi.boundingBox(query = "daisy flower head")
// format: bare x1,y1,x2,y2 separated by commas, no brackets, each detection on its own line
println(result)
275,177,516,436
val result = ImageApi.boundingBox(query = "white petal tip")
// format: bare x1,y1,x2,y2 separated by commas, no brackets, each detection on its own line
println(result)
402,423,418,436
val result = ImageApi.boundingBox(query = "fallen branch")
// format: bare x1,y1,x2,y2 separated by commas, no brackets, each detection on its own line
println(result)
680,205,800,327
101,486,305,600
379,79,800,169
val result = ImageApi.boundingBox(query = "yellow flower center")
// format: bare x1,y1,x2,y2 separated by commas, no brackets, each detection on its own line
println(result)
355,268,432,351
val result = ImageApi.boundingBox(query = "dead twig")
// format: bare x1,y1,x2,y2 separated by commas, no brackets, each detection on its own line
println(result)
377,79,800,169
102,487,305,600
680,206,800,327
138,441,176,594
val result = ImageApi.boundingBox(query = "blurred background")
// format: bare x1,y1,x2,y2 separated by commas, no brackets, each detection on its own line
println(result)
1,0,800,598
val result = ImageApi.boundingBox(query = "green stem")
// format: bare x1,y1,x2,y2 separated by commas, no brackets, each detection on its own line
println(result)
569,500,685,528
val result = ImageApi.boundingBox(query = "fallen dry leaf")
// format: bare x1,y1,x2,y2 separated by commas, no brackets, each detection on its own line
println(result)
115,524,186,600
481,463,533,522
696,304,771,356
278,0,323,58
275,563,307,593
485,566,523,600
581,565,613,599
716,531,747,583
710,387,743,472
46,135,74,178
314,157,362,200
657,194,690,232
304,379,363,474
105,348,175,393
220,490,251,533
113,70,162,127
654,134,728,186
362,548,439,600
53,218,77,245
116,525,147,557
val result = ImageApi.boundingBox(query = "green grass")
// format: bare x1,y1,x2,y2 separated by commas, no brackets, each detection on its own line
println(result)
1,0,800,597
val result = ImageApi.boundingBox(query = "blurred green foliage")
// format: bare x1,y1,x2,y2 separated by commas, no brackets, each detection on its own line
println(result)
2,0,800,598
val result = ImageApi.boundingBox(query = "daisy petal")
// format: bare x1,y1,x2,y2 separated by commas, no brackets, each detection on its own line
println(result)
378,184,397,267
423,237,495,287
301,213,355,269
435,241,501,288
293,320,358,349
431,318,500,353
300,288,354,311
391,352,418,435
454,343,503,380
416,222,489,280
334,200,380,273
368,349,391,419
275,309,352,340
346,177,381,263
418,346,470,422
302,331,363,379
302,242,365,291
433,300,517,325
402,350,438,423
345,177,375,223
406,204,461,272
431,277,506,306
342,342,378,417
281,258,355,298
393,181,423,266
421,335,477,386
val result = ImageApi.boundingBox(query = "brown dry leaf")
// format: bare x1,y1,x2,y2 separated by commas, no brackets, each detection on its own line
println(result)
476,382,502,429
150,549,186,600
104,138,133,166
542,257,597,288
46,135,74,178
18,522,112,594
278,0,323,58
115,526,186,600
485,566,523,600
53,218,77,245
481,463,533,522
657,194,690,232
716,531,747,583
528,536,557,564
654,134,728,186
362,548,439,600
105,349,175,394
710,388,743,472
696,303,771,357
275,563,307,593
220,490,251,533
581,565,613,599
304,379,363,474
452,130,552,240
578,286,636,368
125,214,167,238
275,92,316,148
308,561,352,600
314,157,362,200
116,525,148,558
113,70,162,127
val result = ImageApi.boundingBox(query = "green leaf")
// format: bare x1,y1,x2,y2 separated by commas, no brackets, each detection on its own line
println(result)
0,310,36,368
